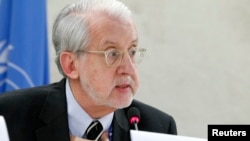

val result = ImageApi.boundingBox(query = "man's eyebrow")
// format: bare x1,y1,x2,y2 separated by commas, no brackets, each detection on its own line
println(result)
103,39,138,45
103,40,118,45
132,39,138,44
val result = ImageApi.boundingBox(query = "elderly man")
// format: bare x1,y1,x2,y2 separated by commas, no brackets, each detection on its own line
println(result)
0,0,177,141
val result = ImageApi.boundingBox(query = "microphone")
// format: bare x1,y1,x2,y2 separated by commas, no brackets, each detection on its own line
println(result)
127,107,141,130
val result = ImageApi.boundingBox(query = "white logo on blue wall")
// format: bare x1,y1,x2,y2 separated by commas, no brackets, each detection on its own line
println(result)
0,40,35,90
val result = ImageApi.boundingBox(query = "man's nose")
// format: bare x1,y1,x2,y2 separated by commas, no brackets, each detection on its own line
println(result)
117,53,136,75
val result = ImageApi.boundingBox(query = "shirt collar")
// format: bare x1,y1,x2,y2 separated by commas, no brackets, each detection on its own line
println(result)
65,79,114,137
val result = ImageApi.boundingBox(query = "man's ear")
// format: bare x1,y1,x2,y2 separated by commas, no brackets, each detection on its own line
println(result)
60,52,79,79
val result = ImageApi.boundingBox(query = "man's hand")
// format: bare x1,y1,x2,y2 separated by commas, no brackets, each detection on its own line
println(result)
70,131,110,141
100,131,109,141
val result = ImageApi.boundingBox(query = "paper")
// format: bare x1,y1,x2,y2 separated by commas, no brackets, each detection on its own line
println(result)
130,130,207,141
0,116,9,141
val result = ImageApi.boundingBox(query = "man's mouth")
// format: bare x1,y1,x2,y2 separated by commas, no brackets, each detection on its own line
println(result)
115,84,131,93
116,84,129,88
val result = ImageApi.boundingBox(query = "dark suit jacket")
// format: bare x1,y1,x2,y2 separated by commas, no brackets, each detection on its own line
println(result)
0,79,177,141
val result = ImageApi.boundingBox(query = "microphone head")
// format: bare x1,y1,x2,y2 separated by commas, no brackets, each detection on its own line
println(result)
127,107,141,124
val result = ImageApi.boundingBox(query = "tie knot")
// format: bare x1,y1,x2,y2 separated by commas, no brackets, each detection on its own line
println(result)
85,120,103,140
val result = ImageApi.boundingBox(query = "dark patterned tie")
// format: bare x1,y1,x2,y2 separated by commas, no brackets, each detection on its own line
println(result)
85,120,103,140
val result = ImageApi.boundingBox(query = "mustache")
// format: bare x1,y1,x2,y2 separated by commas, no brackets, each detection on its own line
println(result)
114,76,135,86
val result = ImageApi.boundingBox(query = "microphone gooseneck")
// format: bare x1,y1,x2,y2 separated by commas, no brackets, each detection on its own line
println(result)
127,107,141,130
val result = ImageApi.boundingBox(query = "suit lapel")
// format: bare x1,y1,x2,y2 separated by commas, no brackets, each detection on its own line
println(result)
36,79,70,141
113,109,131,141
34,79,132,141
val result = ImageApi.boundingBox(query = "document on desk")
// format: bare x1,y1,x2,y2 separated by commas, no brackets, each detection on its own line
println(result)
0,115,9,141
130,130,207,141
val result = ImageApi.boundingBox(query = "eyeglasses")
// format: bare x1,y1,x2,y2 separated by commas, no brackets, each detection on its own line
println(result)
77,47,146,67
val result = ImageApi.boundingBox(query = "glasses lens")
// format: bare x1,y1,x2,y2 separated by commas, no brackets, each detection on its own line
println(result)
105,48,146,66
129,48,145,64
106,49,121,65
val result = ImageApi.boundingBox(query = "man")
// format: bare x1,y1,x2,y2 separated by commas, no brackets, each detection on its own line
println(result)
0,0,177,141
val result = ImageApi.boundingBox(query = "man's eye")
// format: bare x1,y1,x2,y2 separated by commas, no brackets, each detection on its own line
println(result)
129,48,137,56
108,50,120,58
111,51,119,56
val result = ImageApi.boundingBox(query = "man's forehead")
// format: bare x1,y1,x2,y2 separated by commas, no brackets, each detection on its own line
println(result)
85,10,133,26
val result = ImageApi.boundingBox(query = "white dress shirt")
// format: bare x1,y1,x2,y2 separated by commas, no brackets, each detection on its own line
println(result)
65,79,114,137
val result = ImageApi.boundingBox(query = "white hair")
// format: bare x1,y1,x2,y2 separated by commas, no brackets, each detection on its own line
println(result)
52,0,132,76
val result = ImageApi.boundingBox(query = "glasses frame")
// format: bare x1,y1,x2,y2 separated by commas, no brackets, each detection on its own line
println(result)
77,47,146,67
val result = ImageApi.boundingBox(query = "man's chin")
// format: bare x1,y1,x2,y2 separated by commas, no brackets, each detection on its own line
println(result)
114,98,133,109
